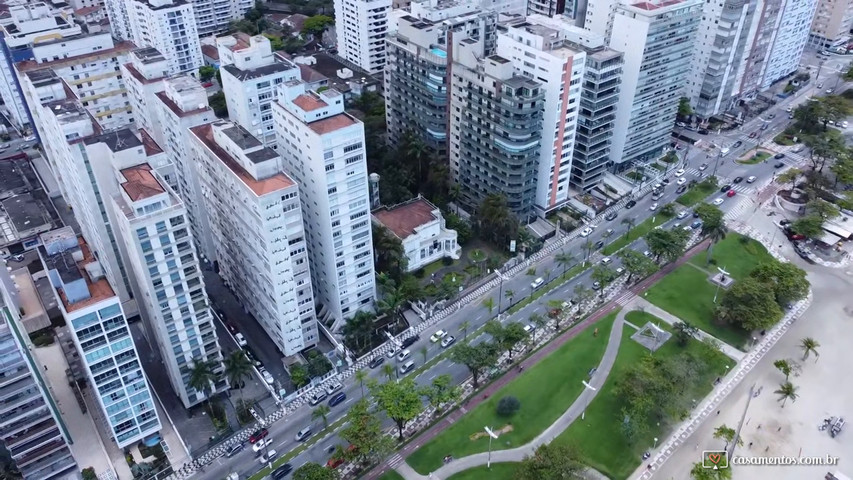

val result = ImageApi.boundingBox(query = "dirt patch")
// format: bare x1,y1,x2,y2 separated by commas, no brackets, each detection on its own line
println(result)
468,424,513,441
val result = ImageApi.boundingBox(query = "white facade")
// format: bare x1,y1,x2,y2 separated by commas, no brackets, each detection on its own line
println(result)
334,0,391,73
609,0,701,168
151,76,217,259
189,121,318,355
104,0,133,40
498,15,586,215
107,0,251,38
762,0,818,89
372,197,460,272
583,0,618,40
98,131,226,408
810,0,853,48
217,34,300,146
125,0,204,74
121,47,171,135
273,83,377,331
39,229,161,448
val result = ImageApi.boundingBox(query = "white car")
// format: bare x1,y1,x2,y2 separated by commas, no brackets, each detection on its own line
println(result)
325,381,343,395
643,250,652,257
259,367,274,385
615,267,625,275
676,177,687,185
650,203,659,211
253,438,273,452
601,256,612,265
440,336,456,348
531,277,545,289
430,330,448,343
523,324,536,335
235,332,247,347
673,169,685,177
843,121,849,128
676,210,689,219
746,176,757,183
712,198,725,206
579,227,593,237
683,225,694,232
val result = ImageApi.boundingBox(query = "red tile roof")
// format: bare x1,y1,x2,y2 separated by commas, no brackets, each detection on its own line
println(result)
308,113,357,135
60,238,116,313
293,93,327,112
373,198,438,239
201,44,219,60
120,164,165,201
139,128,163,156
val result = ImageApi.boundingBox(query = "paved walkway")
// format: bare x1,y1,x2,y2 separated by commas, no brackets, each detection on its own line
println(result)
630,297,746,362
362,239,712,480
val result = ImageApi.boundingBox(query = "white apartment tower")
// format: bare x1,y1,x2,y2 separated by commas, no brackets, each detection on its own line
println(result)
583,0,618,39
608,0,701,168
151,76,217,259
122,47,171,135
82,128,226,409
125,0,204,74
497,15,586,216
761,0,818,89
273,83,377,332
106,0,252,39
217,34,301,146
810,0,853,49
39,229,162,448
188,121,319,354
335,0,392,73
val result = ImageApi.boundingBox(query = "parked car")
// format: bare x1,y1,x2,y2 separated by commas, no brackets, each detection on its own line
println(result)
601,256,612,264
226,443,244,457
325,382,343,395
523,324,536,335
397,349,411,362
429,330,448,343
368,356,384,369
249,429,269,444
328,392,347,407
259,368,274,385
698,128,710,135
625,200,637,209
531,277,545,289
272,464,293,479
309,391,328,406
746,176,757,183
643,250,652,257
677,210,689,219
401,335,419,348
295,427,313,442
244,349,262,367
235,332,247,347
605,211,618,221
399,361,416,375
440,335,456,348
691,220,703,229
591,281,601,290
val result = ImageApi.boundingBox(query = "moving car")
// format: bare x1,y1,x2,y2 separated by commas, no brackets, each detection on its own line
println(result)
368,356,384,369
249,428,269,444
397,349,411,362
674,169,685,177
235,333,247,347
698,128,710,135
605,211,618,221
579,227,593,237
733,176,743,184
720,184,732,192
253,438,273,452
732,140,742,148
676,185,687,194
691,220,703,229
531,277,545,289
748,132,757,138
601,256,612,265
774,161,785,168
760,124,769,131
399,361,416,375
440,335,456,348
650,203,659,211
272,464,293,479
774,153,785,159
259,449,278,464
677,210,689,219
843,121,849,128
625,200,637,209
746,176,757,183
676,177,687,185
712,198,725,206
430,330,448,343
698,163,708,171
328,392,347,407
594,240,605,249
401,335,419,348
523,324,536,335
295,427,312,442
727,189,736,197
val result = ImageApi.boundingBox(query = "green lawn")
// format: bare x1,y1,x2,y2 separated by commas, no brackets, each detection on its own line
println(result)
378,471,406,480
644,233,771,349
553,323,734,479
407,312,619,475
676,181,718,206
774,133,796,146
446,463,517,480
624,310,664,327
737,151,771,165
602,214,673,255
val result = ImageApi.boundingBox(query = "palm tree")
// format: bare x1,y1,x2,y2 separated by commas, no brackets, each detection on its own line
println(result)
448,183,462,215
312,404,331,429
342,311,375,353
799,337,820,362
546,299,565,330
544,268,552,281
381,363,395,381
404,132,427,184
773,359,792,381
582,240,595,265
482,297,495,316
555,251,575,275
774,381,799,407
354,369,368,397
702,221,729,265
529,313,547,330
622,217,637,239
459,320,470,340
223,350,252,399
504,289,515,308
419,346,428,363
188,359,216,413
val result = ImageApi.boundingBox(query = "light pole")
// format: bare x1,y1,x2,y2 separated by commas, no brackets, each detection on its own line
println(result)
653,437,659,449
581,380,598,420
711,151,723,179
484,426,499,468
713,266,730,304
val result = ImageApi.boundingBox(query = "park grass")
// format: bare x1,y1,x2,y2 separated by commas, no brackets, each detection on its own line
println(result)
688,233,772,280
378,471,406,480
676,181,718,207
737,151,771,165
446,463,517,480
602,214,673,255
774,133,796,146
554,323,735,479
624,310,665,327
406,311,619,475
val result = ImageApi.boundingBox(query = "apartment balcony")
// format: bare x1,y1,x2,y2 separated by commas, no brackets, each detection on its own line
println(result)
4,420,59,452
18,449,76,480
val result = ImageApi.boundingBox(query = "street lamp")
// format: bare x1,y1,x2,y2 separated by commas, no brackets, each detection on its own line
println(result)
485,426,499,468
581,380,598,420
653,437,659,449
712,266,730,304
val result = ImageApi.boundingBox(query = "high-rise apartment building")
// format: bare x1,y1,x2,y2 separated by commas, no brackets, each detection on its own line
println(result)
122,47,171,135
608,0,701,168
528,0,565,17
151,76,217,259
217,34,301,146
273,83,376,331
189,121,318,354
106,0,252,39
385,9,496,157
85,129,226,409
762,0,818,89
583,0,618,40
39,229,162,448
497,15,586,216
124,0,205,74
739,0,783,99
565,0,588,25
687,0,762,119
810,0,853,49
0,282,78,480
334,0,392,73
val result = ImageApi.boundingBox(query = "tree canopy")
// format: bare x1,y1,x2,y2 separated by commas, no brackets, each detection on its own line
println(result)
368,377,423,440
645,228,690,263
302,15,334,36
293,462,340,480
475,194,519,250
616,249,659,282
749,260,810,306
715,277,784,331
517,443,585,480
485,320,528,360
208,92,227,118
338,398,394,465
449,341,499,388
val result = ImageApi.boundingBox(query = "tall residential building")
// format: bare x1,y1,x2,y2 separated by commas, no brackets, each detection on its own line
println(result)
39,229,162,448
217,34,301,146
528,0,564,17
687,0,762,119
385,9,497,157
151,76,217,259
334,0,392,73
450,40,544,218
762,0,818,89
583,0,618,40
497,15,586,216
85,128,226,409
273,83,377,332
810,0,853,49
565,0,588,26
1,3,135,134
20,71,139,317
0,281,77,480
106,0,251,39
188,121,319,354
739,0,783,99
608,0,701,169
124,0,205,74
121,47,171,135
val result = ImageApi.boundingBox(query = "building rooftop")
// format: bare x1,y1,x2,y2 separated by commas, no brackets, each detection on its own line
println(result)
292,92,328,112
43,237,115,313
139,128,163,156
190,124,296,196
0,158,28,197
307,113,358,135
154,90,209,118
9,268,50,334
225,32,252,51
131,46,166,64
16,40,135,72
120,163,165,201
74,5,102,16
201,44,219,60
25,68,61,88
84,128,142,152
221,124,262,150
630,0,684,11
373,197,439,240
307,53,380,94
297,64,327,84
1,193,50,234
221,61,297,82
123,63,162,85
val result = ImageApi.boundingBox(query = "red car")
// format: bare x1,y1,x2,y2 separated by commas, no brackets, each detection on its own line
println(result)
249,428,268,444
726,189,736,197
